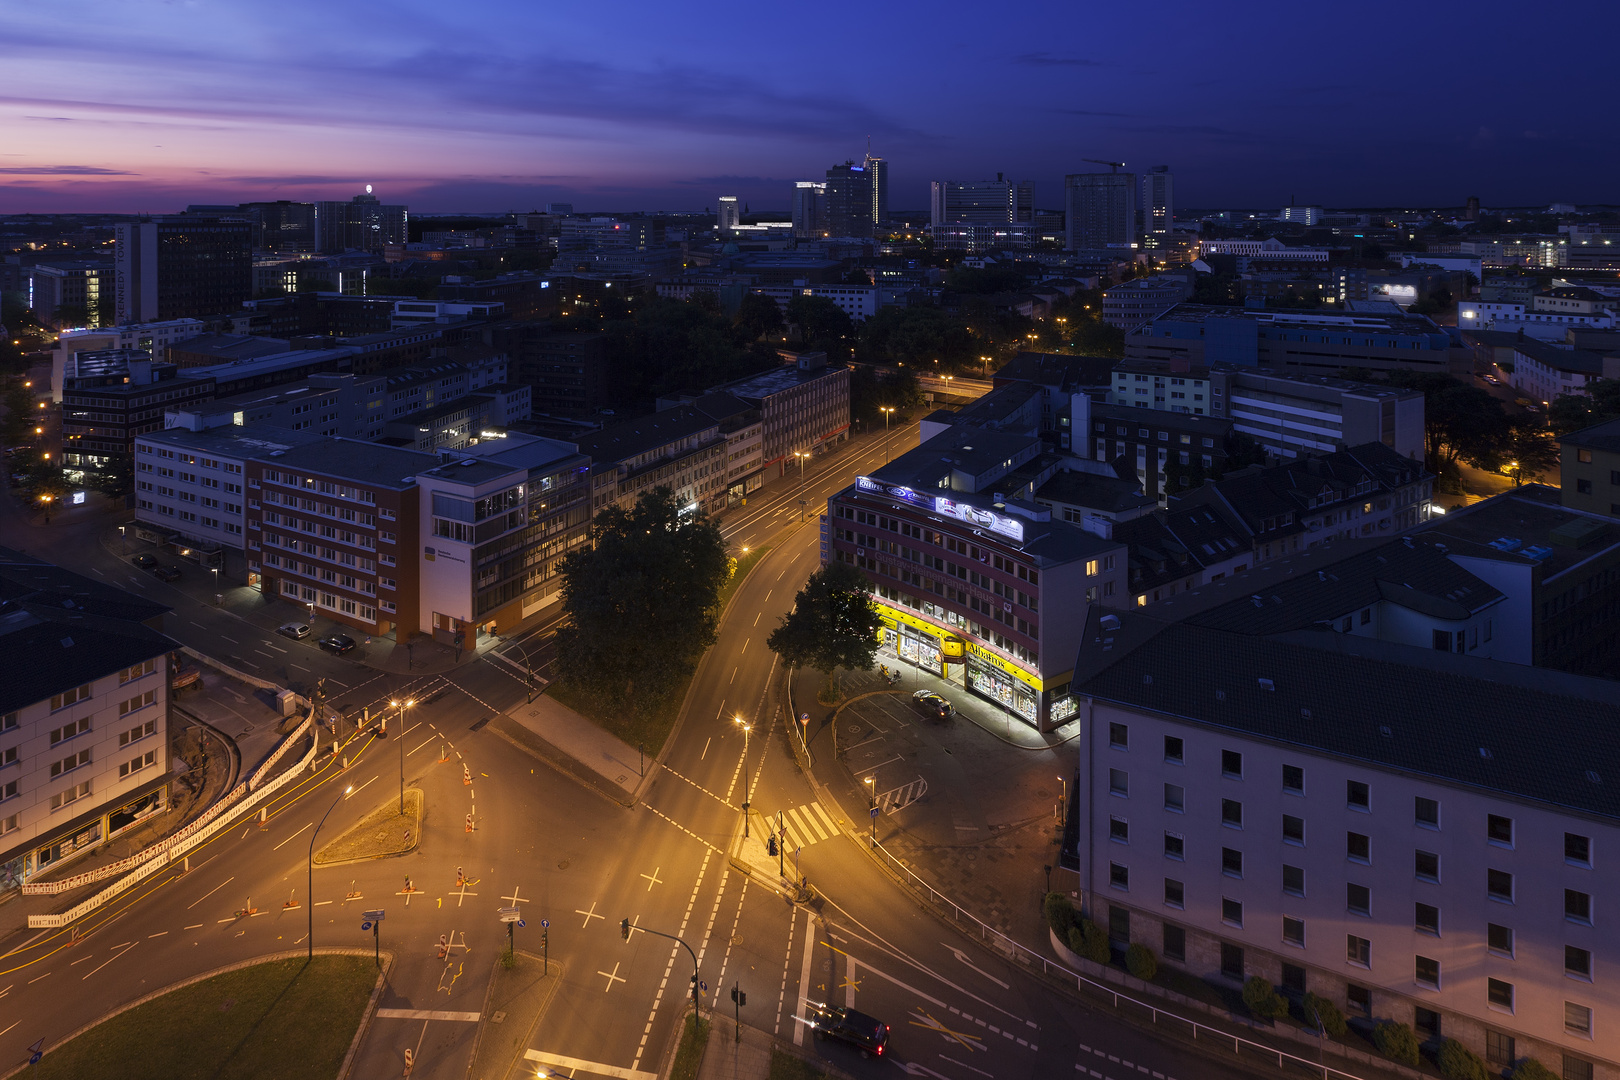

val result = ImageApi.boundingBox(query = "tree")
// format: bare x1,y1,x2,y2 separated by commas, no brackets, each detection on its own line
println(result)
786,294,853,347
1372,1021,1422,1066
766,561,883,702
1437,1038,1490,1080
1503,419,1560,485
1302,992,1347,1037
553,487,730,709
1242,977,1290,1022
735,292,785,340
1384,372,1513,474
1548,378,1620,435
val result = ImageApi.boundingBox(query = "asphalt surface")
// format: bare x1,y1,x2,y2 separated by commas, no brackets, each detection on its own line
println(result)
1,424,1295,1080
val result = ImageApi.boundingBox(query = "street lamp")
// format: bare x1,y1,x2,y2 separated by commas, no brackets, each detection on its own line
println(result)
879,406,894,464
793,451,810,521
864,776,876,847
735,716,752,837
389,699,416,814
309,784,354,958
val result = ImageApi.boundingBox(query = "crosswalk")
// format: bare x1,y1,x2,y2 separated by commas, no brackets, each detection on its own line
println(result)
770,802,841,851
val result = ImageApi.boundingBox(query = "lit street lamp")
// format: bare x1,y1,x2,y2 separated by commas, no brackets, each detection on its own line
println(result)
793,451,810,521
389,698,416,814
735,716,752,837
309,784,354,957
879,406,895,463
864,776,876,847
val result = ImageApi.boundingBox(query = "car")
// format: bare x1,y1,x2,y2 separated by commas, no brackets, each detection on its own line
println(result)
805,1003,889,1058
319,634,357,655
1525,404,1542,412
151,565,181,582
277,622,312,640
1483,374,1500,384
131,554,158,570
911,689,953,719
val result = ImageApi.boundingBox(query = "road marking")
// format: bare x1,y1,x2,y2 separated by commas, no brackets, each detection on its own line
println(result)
523,1051,654,1080
793,915,818,1046
638,867,663,892
576,901,604,928
187,876,234,909
701,738,710,760
253,650,275,659
942,944,1011,990
344,776,376,799
941,1055,994,1078
27,972,51,984
730,667,737,684
596,961,626,991
753,612,761,626
70,954,94,966
314,900,334,906
265,643,287,653
82,942,137,980
221,635,238,643
184,924,204,930
502,885,529,904
407,734,437,757
375,1008,480,1021
148,931,168,939
272,822,313,850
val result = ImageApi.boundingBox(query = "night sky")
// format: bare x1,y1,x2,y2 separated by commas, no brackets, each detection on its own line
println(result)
4,0,1614,215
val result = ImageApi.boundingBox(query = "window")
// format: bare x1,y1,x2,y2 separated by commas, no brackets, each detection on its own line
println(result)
118,659,155,684
1416,955,1440,988
1487,979,1514,1012
119,750,155,778
1416,850,1440,882
1164,832,1184,860
1346,984,1371,1016
1221,847,1243,878
1282,963,1306,995
1282,764,1304,793
1283,814,1305,844
1347,883,1370,916
1220,942,1244,979
1346,780,1369,810
1566,945,1592,979
118,691,156,716
1110,817,1129,843
1164,878,1184,908
1109,862,1129,889
1415,796,1439,827
1282,917,1305,947
1163,735,1183,763
1164,783,1184,812
1222,898,1243,927
1564,1053,1595,1080
1566,889,1592,924
1221,749,1243,778
50,780,91,810
1488,869,1513,902
50,684,91,711
1488,923,1514,957
1283,864,1305,896
119,720,155,747
1488,813,1514,846
1566,1003,1592,1038
1485,1031,1515,1069
1163,924,1185,962
1415,903,1440,935
1221,799,1242,828
50,717,90,745
49,749,91,777
1346,935,1370,967
1415,1007,1441,1040
1109,769,1128,796
1108,905,1130,944
1347,832,1370,863
1566,832,1591,866
1109,722,1129,748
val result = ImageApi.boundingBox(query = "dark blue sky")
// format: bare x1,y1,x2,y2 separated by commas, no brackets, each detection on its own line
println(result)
3,0,1614,214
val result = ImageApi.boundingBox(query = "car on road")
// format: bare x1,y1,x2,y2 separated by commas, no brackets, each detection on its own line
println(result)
911,689,953,719
318,633,357,655
805,1003,889,1058
1525,404,1542,412
1483,374,1500,384
151,565,182,581
131,554,158,570
277,622,311,640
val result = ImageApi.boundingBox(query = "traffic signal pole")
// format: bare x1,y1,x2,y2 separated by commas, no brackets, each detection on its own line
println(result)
623,918,701,1013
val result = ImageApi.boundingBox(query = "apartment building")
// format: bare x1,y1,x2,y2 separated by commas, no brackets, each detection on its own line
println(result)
576,407,730,516
1070,613,1620,1080
0,552,176,892
1499,339,1620,407
60,352,215,471
717,355,850,473
1561,419,1620,519
1102,276,1193,332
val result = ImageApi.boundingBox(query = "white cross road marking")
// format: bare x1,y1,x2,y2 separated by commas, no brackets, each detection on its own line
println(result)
576,901,604,928
501,885,528,904
597,961,626,991
639,867,663,892
778,803,839,850
523,1050,655,1080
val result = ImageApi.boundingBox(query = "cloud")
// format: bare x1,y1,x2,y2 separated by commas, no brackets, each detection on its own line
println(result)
0,164,134,174
1015,52,1104,67
1050,109,1133,118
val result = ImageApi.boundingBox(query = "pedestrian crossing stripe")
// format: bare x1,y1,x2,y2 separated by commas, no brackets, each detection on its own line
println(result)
776,802,840,850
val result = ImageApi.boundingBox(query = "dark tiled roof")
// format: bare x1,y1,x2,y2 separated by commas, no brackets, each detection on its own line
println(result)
0,547,170,625
993,351,1116,392
1034,470,1154,515
1074,615,1620,821
0,606,176,715
576,407,720,464
1561,417,1620,454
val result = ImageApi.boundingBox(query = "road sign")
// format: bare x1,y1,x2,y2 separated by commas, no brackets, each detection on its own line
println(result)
870,807,879,818
541,918,550,929
362,909,385,921
518,919,526,928
361,921,372,931
498,906,521,923
27,1038,43,1065
799,712,809,725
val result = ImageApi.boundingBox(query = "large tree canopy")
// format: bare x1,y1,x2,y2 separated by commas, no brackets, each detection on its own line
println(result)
767,561,883,699
554,487,731,707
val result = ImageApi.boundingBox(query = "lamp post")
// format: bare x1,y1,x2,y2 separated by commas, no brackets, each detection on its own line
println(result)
879,406,894,464
389,698,415,814
864,776,876,847
310,784,354,958
794,451,810,521
735,716,752,837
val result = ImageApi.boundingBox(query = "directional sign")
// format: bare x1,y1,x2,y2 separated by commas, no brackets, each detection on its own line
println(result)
498,906,522,923
541,919,549,929
362,909,385,921
361,921,373,931
518,920,526,928
27,1039,43,1066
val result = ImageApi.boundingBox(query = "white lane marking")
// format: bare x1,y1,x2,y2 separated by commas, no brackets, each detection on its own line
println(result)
188,876,234,909
148,931,168,938
407,734,437,757
264,643,287,653
942,944,1011,990
793,915,818,1046
272,821,313,850
375,1008,480,1021
522,1051,654,1080
82,941,137,980
344,776,376,799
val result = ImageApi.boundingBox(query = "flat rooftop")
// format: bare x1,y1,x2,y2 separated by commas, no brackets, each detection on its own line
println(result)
1414,486,1620,583
258,437,439,489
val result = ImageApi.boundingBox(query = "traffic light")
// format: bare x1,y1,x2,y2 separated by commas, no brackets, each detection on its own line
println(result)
621,918,630,941
540,930,548,949
766,836,778,857
730,987,747,1006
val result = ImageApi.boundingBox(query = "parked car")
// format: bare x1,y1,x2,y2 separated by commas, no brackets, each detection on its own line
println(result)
277,622,311,640
911,689,953,719
131,554,158,570
151,565,181,582
1525,404,1542,412
318,634,357,655
1483,374,1500,384
805,1003,890,1058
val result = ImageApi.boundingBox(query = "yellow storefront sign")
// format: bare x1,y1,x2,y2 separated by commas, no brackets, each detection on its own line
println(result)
877,601,1041,690
964,641,1044,692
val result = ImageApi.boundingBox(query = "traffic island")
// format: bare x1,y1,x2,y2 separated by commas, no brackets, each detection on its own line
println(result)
20,954,378,1080
467,950,564,1080
312,788,422,866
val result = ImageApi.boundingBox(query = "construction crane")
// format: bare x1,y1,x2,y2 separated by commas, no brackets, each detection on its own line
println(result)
1083,158,1126,172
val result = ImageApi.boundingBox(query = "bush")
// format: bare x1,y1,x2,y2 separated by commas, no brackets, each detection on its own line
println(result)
1125,943,1158,981
1510,1060,1560,1080
1080,919,1110,964
1373,1022,1422,1066
1066,925,1086,956
1438,1039,1490,1080
1241,976,1289,1021
1302,992,1347,1037
1044,893,1076,938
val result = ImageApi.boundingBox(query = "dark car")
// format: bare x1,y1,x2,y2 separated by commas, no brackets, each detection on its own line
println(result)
318,634,357,655
911,689,953,719
151,565,181,582
131,554,158,570
805,1003,889,1058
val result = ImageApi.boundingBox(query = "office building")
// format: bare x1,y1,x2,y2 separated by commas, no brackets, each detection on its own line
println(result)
717,196,741,234
60,352,214,471
509,330,611,417
1139,167,1173,237
52,320,207,403
1086,402,1235,500
929,177,1034,227
0,551,177,893
1067,601,1620,1079
315,189,409,254
114,216,253,325
28,260,112,328
823,156,886,239
576,407,730,516
1200,238,1331,264
792,181,825,239
715,353,850,473
1279,204,1322,225
1560,419,1620,519
1101,276,1194,332
240,201,316,252
1065,171,1137,251
1212,370,1425,462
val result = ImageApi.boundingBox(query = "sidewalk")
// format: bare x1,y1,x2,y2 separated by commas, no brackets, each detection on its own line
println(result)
489,694,649,806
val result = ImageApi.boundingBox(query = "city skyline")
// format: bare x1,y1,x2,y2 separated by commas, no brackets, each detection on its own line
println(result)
4,0,1615,215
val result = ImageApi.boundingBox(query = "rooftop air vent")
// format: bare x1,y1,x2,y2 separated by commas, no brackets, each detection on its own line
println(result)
1587,770,1602,785
1479,747,1493,759
1215,690,1226,701
401,476,415,483
1300,707,1312,719
460,459,476,466
1258,677,1275,691
60,637,73,648
1379,725,1392,738
268,450,284,457
1099,615,1120,631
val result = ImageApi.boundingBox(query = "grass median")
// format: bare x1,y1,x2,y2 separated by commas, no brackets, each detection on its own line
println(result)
312,787,422,864
30,954,375,1080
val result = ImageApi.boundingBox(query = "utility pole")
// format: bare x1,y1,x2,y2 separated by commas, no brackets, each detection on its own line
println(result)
624,918,701,1014
879,406,894,464
864,775,876,847
735,716,752,837
389,698,415,814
